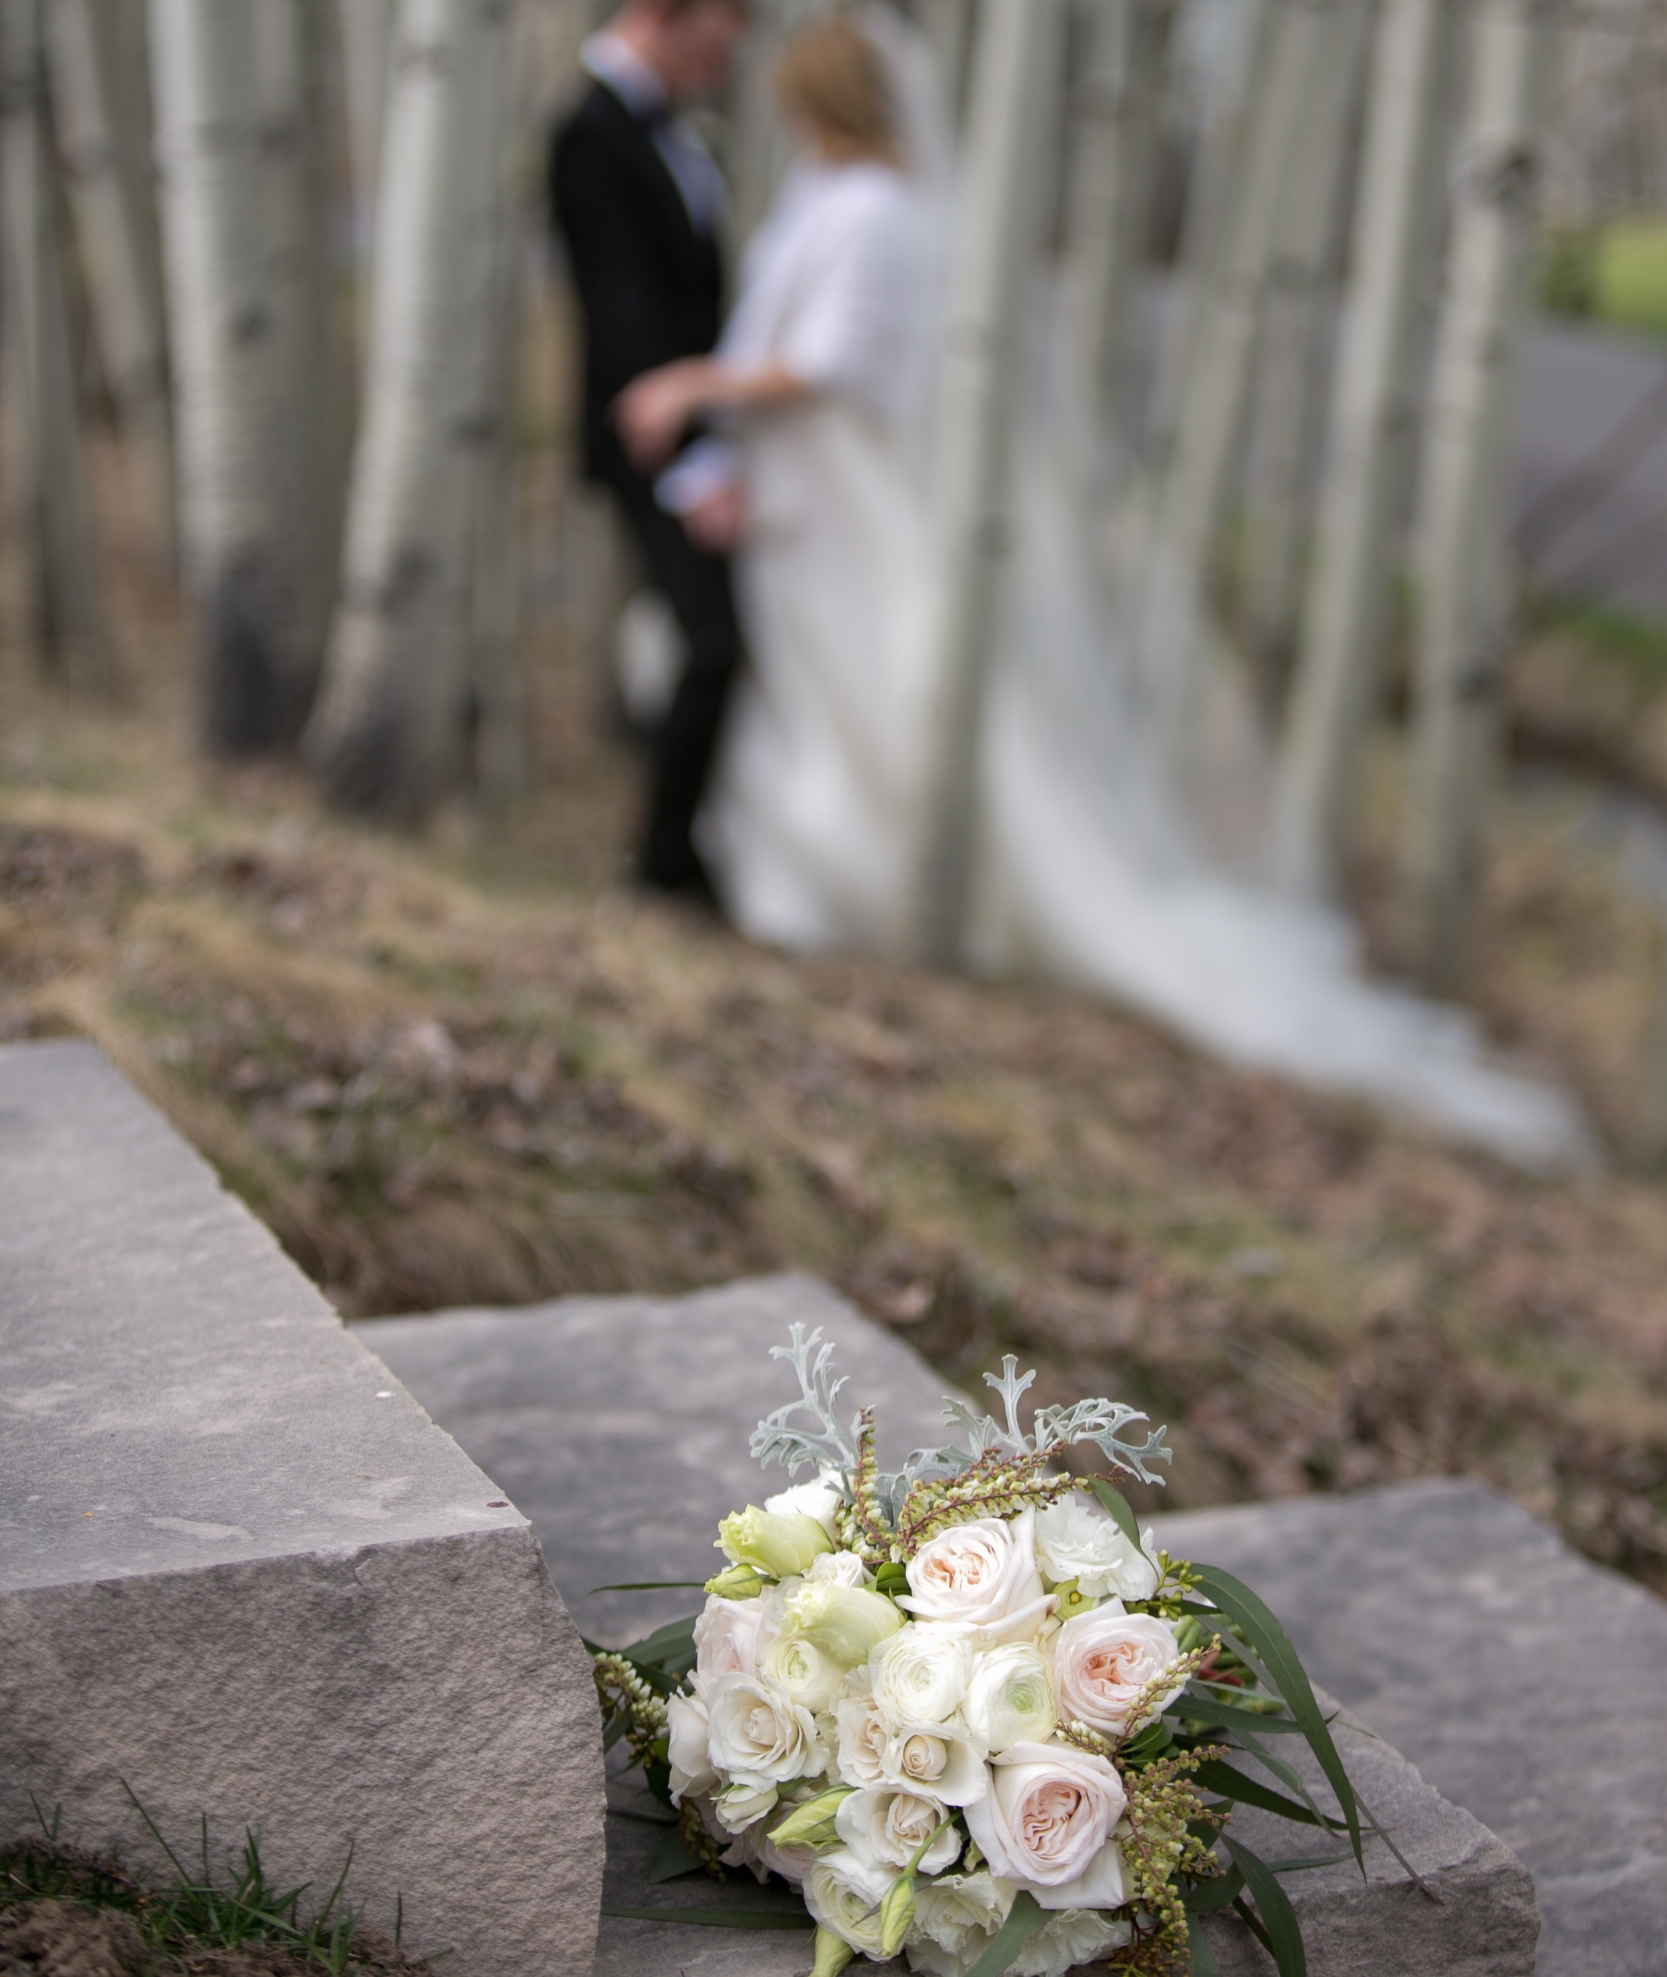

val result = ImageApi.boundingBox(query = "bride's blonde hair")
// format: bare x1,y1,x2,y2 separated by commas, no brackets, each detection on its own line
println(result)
775,18,902,167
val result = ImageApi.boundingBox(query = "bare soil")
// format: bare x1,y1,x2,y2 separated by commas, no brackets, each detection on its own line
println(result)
5,435,1667,1596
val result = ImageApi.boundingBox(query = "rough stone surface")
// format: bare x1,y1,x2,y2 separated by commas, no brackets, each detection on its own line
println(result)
1161,1484,1667,1977
0,1041,605,1977
367,1279,1544,1977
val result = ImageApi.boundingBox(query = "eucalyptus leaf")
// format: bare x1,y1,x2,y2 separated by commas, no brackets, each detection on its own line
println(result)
1223,1837,1306,1977
965,1891,1049,1977
1085,1476,1142,1549
1181,1865,1244,1916
584,1581,709,1597
648,1826,707,1884
601,1906,815,1931
1186,1912,1222,1977
1193,1759,1343,1830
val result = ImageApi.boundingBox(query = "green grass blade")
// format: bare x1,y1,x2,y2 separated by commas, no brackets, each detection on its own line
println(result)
1223,1836,1306,1977
120,1783,194,1891
1189,1565,1363,1871
601,1905,815,1930
966,1891,1049,1977
1085,1477,1142,1550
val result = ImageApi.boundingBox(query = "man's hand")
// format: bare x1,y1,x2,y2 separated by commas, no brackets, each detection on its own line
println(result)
615,359,711,471
682,479,748,553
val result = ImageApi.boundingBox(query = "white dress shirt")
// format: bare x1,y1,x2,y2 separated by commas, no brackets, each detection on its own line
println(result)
580,32,726,233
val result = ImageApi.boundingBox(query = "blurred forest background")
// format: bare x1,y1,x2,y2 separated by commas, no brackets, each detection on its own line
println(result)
5,0,1667,1592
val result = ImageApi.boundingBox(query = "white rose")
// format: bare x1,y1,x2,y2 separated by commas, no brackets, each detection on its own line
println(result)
666,1691,717,1804
1049,1610,1186,1737
692,1595,778,1695
871,1625,975,1727
759,1632,846,1715
879,1719,989,1807
1033,1497,1160,1603
805,1847,894,1958
834,1680,893,1787
961,1643,1057,1753
962,1741,1128,1909
834,1784,961,1874
714,1778,779,1834
905,1871,1014,1977
764,1473,846,1541
899,1510,1053,1643
806,1548,872,1588
705,1672,828,1786
1010,1910,1133,1977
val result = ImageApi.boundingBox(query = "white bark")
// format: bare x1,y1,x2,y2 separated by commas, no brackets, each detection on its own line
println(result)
1398,0,1556,992
1065,0,1175,447
339,0,392,275
1137,0,1330,773
915,0,1066,968
306,0,525,820
725,0,828,247
255,0,345,711
150,0,304,749
0,0,116,688
47,0,175,569
916,0,976,127
1242,0,1373,702
1275,0,1460,900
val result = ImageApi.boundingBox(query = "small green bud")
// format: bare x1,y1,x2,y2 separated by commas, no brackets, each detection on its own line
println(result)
878,1871,916,1958
768,1785,854,1851
872,1560,909,1597
703,1563,767,1599
810,1927,855,1977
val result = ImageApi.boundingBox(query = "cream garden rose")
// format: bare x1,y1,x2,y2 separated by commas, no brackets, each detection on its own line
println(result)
704,1671,827,1785
962,1741,1129,1909
834,1784,961,1873
898,1509,1052,1643
1033,1496,1161,1603
961,1642,1057,1753
870,1622,975,1726
1050,1610,1186,1736
833,1679,892,1787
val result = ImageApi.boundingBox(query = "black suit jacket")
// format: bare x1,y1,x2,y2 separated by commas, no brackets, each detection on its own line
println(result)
550,79,725,482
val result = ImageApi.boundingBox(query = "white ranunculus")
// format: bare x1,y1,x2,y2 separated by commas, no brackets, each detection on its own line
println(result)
905,1870,1014,1977
1009,1909,1133,1977
705,1671,828,1786
899,1510,1053,1644
871,1624,975,1727
805,1847,894,1958
962,1741,1128,1909
961,1643,1057,1754
764,1473,846,1541
783,1579,905,1666
759,1632,846,1715
1049,1610,1186,1737
718,1505,834,1579
834,1680,893,1787
806,1548,872,1588
692,1594,778,1695
666,1691,717,1803
714,1778,779,1833
879,1718,989,1807
1033,1497,1161,1603
834,1784,961,1874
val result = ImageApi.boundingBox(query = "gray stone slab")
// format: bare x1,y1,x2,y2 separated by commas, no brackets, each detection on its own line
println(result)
365,1281,1541,1977
1159,1483,1667,1977
0,1042,605,1977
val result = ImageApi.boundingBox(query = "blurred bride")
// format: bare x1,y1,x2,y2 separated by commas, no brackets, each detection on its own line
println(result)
619,11,1590,1167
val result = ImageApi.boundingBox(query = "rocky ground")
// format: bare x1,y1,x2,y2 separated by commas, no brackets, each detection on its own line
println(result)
5,445,1667,1598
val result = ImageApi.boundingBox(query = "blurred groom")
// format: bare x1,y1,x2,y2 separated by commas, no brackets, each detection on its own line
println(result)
551,0,751,903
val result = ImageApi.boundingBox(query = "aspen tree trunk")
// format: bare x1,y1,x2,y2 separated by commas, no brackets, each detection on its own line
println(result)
1275,0,1459,900
339,0,392,276
47,0,175,569
0,0,116,689
471,231,530,814
305,0,525,821
151,0,304,751
1242,0,1373,703
1137,0,1328,772
1398,0,1555,993
255,0,344,717
916,0,1065,968
1065,0,1175,446
916,0,976,128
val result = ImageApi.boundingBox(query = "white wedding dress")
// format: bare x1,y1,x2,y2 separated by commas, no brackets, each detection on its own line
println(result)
697,36,1591,1171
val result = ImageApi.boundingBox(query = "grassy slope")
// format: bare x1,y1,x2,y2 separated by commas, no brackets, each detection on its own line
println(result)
4,450,1667,1597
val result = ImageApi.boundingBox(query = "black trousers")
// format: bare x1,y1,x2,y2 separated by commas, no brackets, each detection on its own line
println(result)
593,433,743,893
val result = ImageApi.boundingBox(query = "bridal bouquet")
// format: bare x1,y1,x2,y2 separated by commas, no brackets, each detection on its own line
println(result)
593,1328,1365,1977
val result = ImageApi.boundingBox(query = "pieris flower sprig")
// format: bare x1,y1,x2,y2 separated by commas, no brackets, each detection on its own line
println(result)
592,1328,1366,1977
